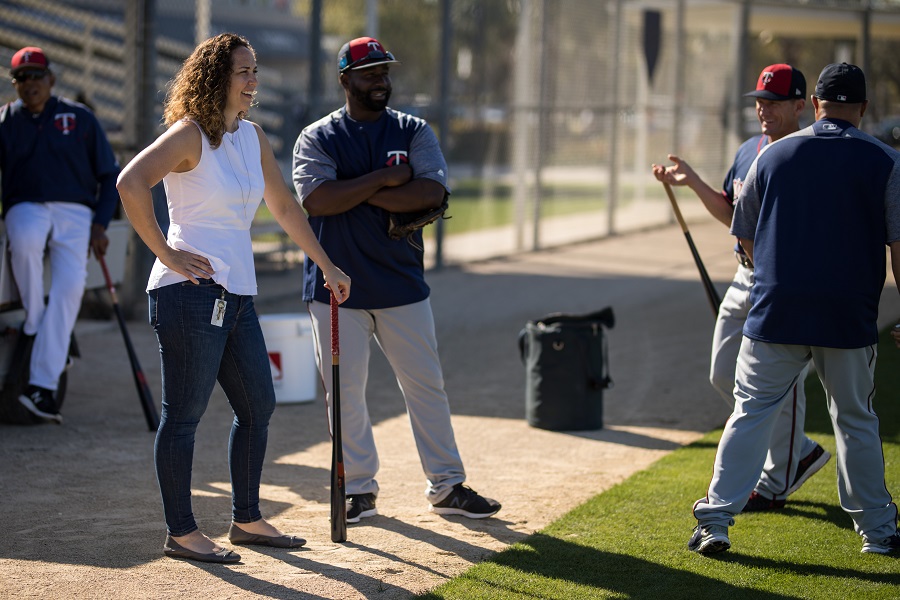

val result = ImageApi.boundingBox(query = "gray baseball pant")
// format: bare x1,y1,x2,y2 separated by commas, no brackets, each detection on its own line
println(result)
308,298,465,505
694,338,897,542
710,263,817,499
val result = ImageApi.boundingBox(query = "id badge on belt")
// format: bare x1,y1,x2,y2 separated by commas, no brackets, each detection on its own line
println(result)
211,289,226,327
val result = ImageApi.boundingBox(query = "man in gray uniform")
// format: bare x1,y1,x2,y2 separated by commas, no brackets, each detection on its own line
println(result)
653,64,830,512
689,63,900,555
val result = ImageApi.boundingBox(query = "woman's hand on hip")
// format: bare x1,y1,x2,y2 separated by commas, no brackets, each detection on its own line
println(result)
160,247,214,284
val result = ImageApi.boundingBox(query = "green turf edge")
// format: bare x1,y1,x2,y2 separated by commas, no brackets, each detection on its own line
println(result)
418,325,900,600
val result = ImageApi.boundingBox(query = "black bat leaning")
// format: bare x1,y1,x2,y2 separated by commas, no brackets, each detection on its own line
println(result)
97,253,160,432
662,182,722,317
330,293,347,543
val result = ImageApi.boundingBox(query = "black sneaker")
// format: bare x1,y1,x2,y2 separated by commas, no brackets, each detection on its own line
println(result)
862,529,900,554
346,493,377,524
430,483,501,519
788,443,831,495
741,491,786,513
18,385,62,425
688,524,731,554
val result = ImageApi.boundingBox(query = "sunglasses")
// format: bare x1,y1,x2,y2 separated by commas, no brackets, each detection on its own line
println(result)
12,69,48,82
340,50,395,73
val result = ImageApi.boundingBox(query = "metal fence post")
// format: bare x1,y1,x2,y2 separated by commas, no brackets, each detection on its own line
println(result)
121,0,158,318
435,0,452,270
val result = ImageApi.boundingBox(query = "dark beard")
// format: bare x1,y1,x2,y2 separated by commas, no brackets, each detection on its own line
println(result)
350,84,390,112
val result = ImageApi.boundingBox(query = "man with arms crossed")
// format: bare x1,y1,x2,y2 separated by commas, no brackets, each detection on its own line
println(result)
292,37,500,523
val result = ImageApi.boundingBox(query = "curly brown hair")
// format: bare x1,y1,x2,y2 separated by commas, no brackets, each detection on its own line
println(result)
163,33,254,148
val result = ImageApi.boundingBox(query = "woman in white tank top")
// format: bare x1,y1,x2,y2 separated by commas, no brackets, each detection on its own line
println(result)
117,33,350,564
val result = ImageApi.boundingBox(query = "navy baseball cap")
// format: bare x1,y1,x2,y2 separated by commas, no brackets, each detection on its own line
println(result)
10,46,49,76
815,63,866,103
338,37,399,73
744,64,806,101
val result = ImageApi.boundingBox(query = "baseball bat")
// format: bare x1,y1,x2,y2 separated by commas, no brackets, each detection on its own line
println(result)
329,293,347,543
662,182,722,317
97,253,159,432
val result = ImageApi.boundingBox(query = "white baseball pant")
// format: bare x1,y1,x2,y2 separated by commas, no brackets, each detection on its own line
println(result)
5,202,91,390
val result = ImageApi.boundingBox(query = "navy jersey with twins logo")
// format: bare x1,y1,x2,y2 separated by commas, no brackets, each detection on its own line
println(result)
293,106,450,309
732,118,900,348
0,96,119,226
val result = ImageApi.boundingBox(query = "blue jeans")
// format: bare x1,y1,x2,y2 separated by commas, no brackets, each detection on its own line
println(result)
149,280,276,536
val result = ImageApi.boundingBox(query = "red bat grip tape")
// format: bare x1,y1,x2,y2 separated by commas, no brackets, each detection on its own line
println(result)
330,293,339,358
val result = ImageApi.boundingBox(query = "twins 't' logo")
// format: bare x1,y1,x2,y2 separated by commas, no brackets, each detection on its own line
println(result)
385,150,408,167
54,113,76,135
761,72,774,85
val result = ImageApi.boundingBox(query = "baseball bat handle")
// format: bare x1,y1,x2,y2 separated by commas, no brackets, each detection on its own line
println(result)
662,182,690,234
330,293,339,359
97,251,119,304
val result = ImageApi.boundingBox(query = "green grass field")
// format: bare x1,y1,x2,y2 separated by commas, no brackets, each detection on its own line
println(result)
420,326,900,599
438,180,610,234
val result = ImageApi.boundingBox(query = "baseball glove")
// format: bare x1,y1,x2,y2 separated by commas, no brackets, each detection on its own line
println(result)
387,196,450,250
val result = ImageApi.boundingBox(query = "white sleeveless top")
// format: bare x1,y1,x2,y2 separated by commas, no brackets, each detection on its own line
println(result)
147,119,265,295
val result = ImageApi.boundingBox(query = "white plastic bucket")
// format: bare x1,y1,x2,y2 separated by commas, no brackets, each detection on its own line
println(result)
258,313,318,403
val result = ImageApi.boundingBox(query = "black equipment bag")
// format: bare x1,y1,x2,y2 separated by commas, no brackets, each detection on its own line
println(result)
518,307,614,431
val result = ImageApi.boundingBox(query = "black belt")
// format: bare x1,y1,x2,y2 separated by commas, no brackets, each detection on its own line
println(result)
735,252,754,269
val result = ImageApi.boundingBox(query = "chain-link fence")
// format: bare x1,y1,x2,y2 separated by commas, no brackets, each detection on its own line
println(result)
3,0,900,280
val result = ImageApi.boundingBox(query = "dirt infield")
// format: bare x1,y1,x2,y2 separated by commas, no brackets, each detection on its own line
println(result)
2,221,896,599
